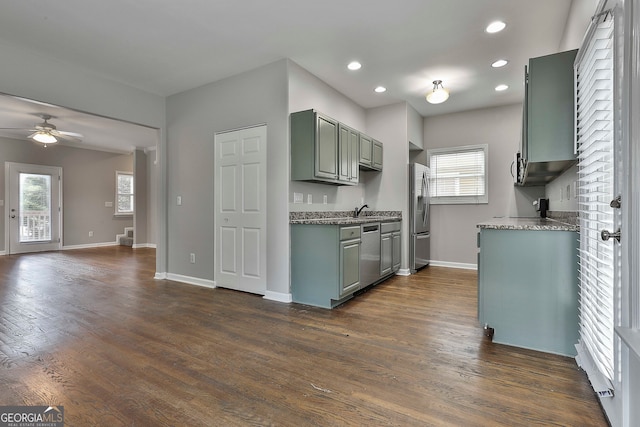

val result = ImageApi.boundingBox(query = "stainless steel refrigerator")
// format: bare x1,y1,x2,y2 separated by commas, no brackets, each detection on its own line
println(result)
410,163,430,272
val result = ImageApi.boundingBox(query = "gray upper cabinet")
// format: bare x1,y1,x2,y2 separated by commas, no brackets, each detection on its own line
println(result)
339,124,359,184
525,49,578,163
291,109,358,185
359,134,383,171
358,134,373,168
372,139,383,171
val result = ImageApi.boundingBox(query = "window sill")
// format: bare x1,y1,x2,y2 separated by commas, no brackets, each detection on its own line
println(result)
616,327,640,360
114,213,134,218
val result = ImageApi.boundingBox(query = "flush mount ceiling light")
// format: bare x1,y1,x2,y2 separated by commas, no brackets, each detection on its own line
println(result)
495,84,509,92
486,21,506,33
426,80,449,104
32,131,58,144
347,61,362,71
491,59,509,68
374,86,387,93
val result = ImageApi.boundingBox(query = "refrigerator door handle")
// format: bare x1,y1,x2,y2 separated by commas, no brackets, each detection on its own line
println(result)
421,172,429,225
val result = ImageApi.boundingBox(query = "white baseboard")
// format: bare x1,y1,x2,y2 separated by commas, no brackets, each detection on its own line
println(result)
154,272,167,280
428,260,477,270
396,268,411,276
132,243,156,249
165,273,216,289
62,241,118,250
0,251,5,256
264,291,292,303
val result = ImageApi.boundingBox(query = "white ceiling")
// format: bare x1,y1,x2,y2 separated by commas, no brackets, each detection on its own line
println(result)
0,0,575,152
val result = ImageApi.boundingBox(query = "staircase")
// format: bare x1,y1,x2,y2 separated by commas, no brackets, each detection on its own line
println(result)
119,227,134,247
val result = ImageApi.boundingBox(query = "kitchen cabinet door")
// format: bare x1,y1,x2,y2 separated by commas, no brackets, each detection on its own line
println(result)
526,49,577,163
316,114,339,180
392,232,401,273
380,232,392,276
340,238,361,297
359,134,372,168
372,140,383,171
338,124,359,184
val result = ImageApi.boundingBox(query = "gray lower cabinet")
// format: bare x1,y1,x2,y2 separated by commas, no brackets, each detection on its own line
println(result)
291,224,361,308
380,221,401,276
478,228,579,356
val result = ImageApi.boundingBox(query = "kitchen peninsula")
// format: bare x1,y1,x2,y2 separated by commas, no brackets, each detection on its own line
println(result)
477,215,579,356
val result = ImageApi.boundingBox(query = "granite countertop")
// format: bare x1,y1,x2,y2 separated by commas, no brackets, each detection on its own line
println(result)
477,215,578,232
290,210,402,225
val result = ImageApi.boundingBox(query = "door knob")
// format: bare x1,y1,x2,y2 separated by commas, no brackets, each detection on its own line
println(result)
601,228,621,243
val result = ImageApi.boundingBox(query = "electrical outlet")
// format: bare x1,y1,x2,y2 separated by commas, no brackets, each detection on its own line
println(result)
307,194,312,204
177,196,182,206
190,253,196,264
88,231,94,237
323,195,328,204
293,192,303,204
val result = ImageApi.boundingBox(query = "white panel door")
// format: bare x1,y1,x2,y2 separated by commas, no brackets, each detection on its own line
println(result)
214,125,267,295
6,162,62,254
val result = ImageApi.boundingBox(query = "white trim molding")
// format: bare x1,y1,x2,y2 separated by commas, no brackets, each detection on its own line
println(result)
165,273,216,289
63,241,118,250
396,268,411,276
154,272,167,280
264,291,292,303
428,260,478,271
133,243,156,249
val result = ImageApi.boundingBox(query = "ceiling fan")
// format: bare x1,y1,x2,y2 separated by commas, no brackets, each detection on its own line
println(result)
0,114,83,146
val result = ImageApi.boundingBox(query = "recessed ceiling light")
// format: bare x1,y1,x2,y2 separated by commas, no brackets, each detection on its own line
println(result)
495,84,509,92
486,21,506,34
347,61,362,71
491,59,509,68
374,86,387,93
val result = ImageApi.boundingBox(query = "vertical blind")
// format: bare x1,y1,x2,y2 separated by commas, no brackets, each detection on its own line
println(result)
428,145,487,203
575,14,615,382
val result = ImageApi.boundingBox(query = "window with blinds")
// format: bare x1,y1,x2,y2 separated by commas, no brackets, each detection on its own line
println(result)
575,13,615,386
427,144,488,205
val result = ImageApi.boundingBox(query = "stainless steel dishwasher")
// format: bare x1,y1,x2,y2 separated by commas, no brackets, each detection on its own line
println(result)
360,223,381,288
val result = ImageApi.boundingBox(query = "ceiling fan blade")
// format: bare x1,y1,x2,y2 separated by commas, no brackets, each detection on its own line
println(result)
0,127,38,131
56,130,84,138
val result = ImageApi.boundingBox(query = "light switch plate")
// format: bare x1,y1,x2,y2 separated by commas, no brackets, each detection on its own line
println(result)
307,194,312,204
105,201,113,208
177,196,182,206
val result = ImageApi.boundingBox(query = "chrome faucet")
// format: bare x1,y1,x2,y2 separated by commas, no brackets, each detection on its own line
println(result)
354,204,369,218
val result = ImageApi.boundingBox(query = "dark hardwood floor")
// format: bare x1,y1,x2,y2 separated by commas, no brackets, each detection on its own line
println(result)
0,247,607,426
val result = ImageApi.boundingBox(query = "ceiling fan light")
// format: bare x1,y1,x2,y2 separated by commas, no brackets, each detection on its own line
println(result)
426,80,450,104
33,132,58,144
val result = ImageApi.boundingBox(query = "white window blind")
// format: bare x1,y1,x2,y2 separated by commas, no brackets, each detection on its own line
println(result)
427,144,488,204
575,15,615,383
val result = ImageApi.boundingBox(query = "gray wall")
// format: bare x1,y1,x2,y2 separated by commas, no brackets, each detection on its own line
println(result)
146,149,158,245
365,103,410,270
0,136,133,251
134,149,148,246
416,104,544,266
165,60,289,294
